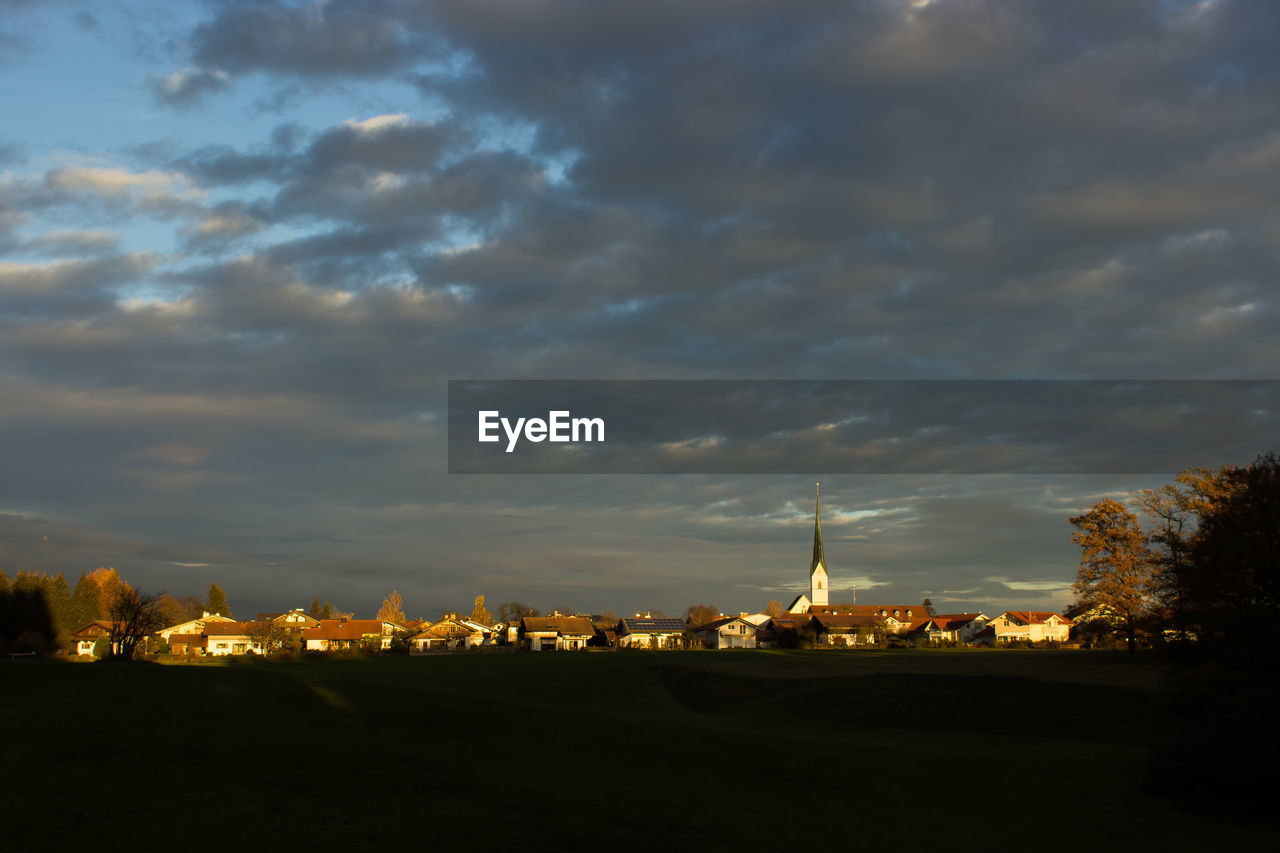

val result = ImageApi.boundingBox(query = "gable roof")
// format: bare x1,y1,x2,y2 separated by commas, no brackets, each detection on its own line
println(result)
302,619,388,641
204,622,252,637
931,613,987,630
71,620,118,637
999,610,1073,626
521,616,595,636
618,616,686,634
809,612,884,630
693,616,756,633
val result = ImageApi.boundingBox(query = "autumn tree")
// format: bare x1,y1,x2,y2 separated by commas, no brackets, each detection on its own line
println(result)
471,595,492,625
684,603,719,628
377,590,407,626
106,588,164,661
922,598,936,617
1070,498,1156,658
205,582,232,617
765,600,784,618
153,593,188,629
85,567,128,619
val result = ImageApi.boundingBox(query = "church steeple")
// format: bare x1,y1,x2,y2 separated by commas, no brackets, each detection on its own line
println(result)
811,483,826,575
810,483,829,606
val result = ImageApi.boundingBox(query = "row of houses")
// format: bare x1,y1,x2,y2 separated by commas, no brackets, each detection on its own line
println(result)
69,603,1073,658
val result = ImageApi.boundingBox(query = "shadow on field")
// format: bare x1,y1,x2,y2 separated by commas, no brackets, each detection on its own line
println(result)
658,664,1151,739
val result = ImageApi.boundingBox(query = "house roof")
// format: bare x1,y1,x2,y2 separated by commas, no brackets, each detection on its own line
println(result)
854,604,925,622
694,616,756,632
522,616,595,636
167,633,206,648
302,619,388,641
932,613,987,629
618,617,687,634
809,613,884,630
204,622,251,637
999,610,1074,626
71,620,118,637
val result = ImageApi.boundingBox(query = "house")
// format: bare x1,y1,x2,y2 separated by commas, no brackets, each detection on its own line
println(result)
156,611,235,642
165,633,206,655
302,618,400,652
693,616,758,649
918,613,989,643
519,615,595,651
259,609,321,629
981,611,1073,643
808,612,885,646
203,622,265,656
850,605,926,634
406,614,488,652
616,616,687,649
70,620,120,656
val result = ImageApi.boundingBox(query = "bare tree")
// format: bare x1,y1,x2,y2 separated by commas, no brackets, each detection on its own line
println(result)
106,588,164,661
245,619,288,654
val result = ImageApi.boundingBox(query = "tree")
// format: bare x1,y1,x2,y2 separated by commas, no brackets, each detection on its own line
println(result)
922,598,936,617
106,588,164,661
321,601,332,619
470,595,492,625
85,567,128,619
244,619,287,654
1175,453,1280,656
497,601,539,623
205,582,231,617
308,597,323,619
153,593,188,629
1070,498,1156,658
765,600,784,618
684,603,718,628
377,590,407,626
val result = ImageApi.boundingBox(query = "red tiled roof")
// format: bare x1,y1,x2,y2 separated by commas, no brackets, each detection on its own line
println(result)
810,613,884,629
302,619,387,641
71,620,118,637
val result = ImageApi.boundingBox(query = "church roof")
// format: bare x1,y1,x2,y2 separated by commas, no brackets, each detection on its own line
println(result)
811,485,826,576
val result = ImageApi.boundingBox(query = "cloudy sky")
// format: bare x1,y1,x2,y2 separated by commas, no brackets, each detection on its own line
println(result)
1,0,1276,620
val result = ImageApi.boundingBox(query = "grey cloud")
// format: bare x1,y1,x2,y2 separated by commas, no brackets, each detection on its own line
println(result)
150,67,232,108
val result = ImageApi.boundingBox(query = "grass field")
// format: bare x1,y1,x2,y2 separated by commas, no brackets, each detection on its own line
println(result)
2,649,1274,849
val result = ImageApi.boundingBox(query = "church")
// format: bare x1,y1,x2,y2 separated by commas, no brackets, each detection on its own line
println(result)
786,484,832,614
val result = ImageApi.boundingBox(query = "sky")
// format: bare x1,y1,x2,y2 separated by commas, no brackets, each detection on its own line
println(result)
1,0,1276,620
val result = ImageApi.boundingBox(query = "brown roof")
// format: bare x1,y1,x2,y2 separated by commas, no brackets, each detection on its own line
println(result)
71,620,118,638
695,616,756,632
809,613,884,630
167,633,206,648
521,616,595,636
302,619,388,641
407,618,479,641
856,605,926,622
203,622,252,637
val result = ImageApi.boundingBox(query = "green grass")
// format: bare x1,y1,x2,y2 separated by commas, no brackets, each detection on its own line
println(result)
2,649,1273,849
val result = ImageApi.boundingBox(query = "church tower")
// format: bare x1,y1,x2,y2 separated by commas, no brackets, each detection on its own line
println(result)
810,483,829,607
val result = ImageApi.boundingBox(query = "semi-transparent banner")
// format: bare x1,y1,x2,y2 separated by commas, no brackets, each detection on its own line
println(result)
447,380,1276,474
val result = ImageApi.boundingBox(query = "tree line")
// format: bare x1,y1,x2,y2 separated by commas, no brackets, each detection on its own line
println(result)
1069,451,1279,661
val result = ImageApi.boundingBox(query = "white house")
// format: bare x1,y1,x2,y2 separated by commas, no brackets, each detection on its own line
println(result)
616,616,686,649
981,611,1073,643
156,611,235,642
520,615,595,651
693,616,758,649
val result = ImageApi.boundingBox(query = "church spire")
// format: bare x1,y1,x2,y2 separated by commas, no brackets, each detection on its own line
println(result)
811,482,826,575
